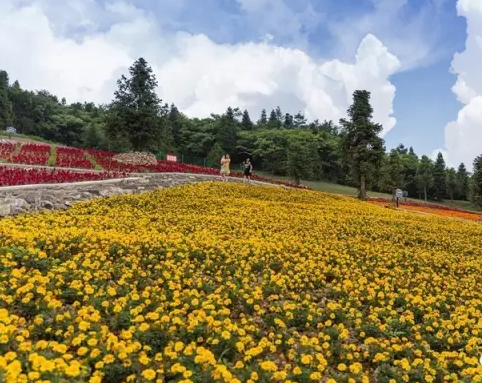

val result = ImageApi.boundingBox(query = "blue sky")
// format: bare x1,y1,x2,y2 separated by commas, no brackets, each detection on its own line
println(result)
139,0,469,158
1,0,481,168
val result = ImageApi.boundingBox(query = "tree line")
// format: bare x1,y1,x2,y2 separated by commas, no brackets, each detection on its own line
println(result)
1,58,482,205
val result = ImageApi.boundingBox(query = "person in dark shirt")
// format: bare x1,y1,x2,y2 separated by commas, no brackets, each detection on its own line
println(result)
243,158,253,184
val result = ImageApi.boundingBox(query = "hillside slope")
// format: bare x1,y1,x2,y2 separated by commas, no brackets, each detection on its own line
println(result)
0,184,481,382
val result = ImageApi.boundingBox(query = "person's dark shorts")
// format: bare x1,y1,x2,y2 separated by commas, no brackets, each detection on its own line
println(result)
244,169,252,176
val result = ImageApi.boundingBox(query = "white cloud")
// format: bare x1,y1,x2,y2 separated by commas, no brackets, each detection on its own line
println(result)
442,0,482,170
0,0,400,136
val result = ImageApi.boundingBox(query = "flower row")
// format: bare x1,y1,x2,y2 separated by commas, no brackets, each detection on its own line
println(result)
367,197,482,215
0,166,124,186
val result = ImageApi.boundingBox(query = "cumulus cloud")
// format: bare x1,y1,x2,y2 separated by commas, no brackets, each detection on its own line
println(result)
0,0,400,136
442,0,482,170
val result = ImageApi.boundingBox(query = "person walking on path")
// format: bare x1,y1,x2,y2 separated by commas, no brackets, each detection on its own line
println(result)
243,158,253,184
220,154,231,182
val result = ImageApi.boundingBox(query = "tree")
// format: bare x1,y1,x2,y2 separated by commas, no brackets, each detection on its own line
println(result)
0,70,13,129
275,106,283,122
206,142,225,168
169,104,184,149
456,163,469,200
283,113,294,128
379,150,405,194
241,110,253,131
446,168,457,202
293,112,307,128
432,152,446,201
268,109,281,129
286,139,315,185
105,58,161,151
257,109,267,127
216,107,238,156
473,155,482,208
416,155,434,202
340,90,385,200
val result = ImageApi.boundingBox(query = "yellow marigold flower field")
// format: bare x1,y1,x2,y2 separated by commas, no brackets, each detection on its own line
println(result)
0,183,482,383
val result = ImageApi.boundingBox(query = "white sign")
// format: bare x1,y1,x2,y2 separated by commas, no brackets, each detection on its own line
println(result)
395,189,403,199
6,127,16,134
166,154,177,162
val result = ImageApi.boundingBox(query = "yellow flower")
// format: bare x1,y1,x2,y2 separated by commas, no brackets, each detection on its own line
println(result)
310,372,322,380
142,369,156,381
260,361,278,372
65,364,81,377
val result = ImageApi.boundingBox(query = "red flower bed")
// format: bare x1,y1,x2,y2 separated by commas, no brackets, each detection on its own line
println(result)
12,144,51,166
56,147,94,169
367,197,482,215
0,166,125,186
0,142,16,161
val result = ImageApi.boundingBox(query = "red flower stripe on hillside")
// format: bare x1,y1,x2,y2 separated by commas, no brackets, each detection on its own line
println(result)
56,147,94,169
0,142,16,161
0,167,125,186
11,144,51,166
367,197,482,215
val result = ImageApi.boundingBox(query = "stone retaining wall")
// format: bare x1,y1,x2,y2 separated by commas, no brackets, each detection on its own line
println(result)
0,173,284,217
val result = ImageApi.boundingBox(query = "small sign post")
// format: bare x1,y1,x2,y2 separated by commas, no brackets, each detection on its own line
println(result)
6,127,16,139
395,189,403,207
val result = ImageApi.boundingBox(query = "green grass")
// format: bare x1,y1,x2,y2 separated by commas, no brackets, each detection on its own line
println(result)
257,171,481,212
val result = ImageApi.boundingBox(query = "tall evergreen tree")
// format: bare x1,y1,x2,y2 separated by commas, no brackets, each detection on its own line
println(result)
293,112,307,128
456,163,469,200
473,155,482,208
340,90,385,200
241,109,253,131
0,70,13,129
275,106,283,122
416,155,434,202
379,150,404,193
257,109,267,127
402,147,419,198
268,109,281,129
105,58,161,151
216,107,238,156
446,168,457,201
283,113,294,128
169,104,184,149
432,152,446,201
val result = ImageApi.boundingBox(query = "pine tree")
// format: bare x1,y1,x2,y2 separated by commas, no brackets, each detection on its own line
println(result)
169,104,184,150
105,58,161,151
432,152,446,201
0,70,13,129
446,168,457,201
268,109,280,129
275,106,283,122
216,107,238,156
379,150,404,193
241,109,253,131
257,109,267,127
416,155,434,202
340,90,385,200
293,112,307,128
456,163,469,200
473,155,482,208
283,113,294,128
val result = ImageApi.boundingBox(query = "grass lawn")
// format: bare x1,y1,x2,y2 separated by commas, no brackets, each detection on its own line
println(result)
256,171,482,212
